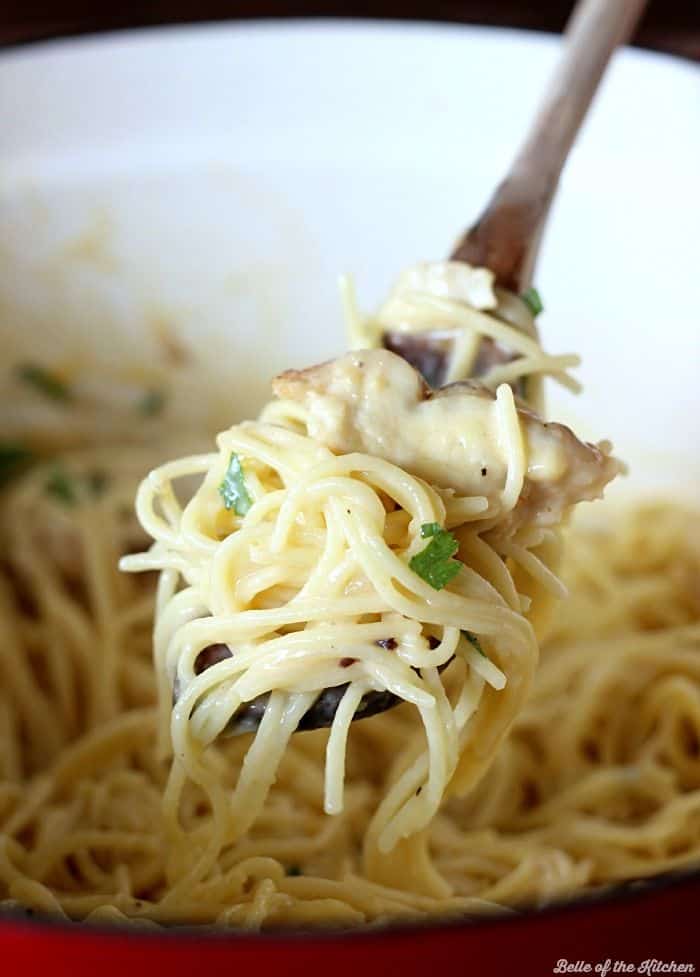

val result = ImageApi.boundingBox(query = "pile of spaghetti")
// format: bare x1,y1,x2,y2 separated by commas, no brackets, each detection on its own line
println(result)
0,266,698,929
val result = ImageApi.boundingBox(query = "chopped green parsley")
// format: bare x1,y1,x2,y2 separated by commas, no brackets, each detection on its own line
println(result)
16,363,71,402
520,287,544,317
44,467,108,507
409,524,462,591
45,467,78,507
218,452,252,516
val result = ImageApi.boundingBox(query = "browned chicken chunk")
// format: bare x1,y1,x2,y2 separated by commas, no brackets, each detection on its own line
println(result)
273,349,622,531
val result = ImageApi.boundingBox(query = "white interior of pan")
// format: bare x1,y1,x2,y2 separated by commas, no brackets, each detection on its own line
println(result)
1,21,699,499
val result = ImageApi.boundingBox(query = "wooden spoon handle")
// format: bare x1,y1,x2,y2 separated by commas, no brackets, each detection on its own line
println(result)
451,0,649,291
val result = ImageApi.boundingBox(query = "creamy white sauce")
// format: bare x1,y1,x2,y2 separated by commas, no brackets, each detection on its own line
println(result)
274,349,621,529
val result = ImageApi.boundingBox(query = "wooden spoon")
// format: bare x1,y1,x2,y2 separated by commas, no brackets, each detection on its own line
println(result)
385,0,649,387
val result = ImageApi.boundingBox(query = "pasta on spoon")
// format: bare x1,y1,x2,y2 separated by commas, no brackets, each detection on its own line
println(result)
122,345,621,878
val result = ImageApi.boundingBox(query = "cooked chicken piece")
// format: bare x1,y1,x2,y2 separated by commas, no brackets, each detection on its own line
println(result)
273,349,622,529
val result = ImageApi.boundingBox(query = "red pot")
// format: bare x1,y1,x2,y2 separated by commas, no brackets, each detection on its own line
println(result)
2,872,699,977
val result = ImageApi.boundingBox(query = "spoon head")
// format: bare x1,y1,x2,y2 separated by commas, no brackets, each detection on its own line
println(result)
225,686,402,737
177,643,405,735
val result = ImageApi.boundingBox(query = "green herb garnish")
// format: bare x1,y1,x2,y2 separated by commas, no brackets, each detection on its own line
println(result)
0,443,35,487
409,524,462,591
45,468,108,506
218,452,252,516
286,865,302,877
520,287,544,317
463,631,488,659
17,363,71,402
138,389,166,417
45,467,78,507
